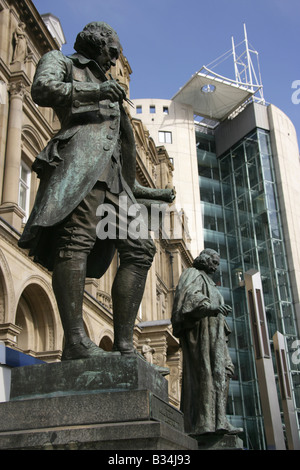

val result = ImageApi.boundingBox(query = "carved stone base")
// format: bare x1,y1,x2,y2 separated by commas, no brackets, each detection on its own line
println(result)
0,389,199,450
9,354,169,402
194,432,244,450
0,355,198,450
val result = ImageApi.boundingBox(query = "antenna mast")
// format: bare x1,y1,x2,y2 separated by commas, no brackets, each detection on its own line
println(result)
244,24,254,92
231,36,239,83
232,24,265,104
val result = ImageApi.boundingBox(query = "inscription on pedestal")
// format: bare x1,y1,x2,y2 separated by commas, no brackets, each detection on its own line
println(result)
150,395,184,431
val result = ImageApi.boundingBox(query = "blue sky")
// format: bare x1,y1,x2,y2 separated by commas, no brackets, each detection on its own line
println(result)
33,0,300,141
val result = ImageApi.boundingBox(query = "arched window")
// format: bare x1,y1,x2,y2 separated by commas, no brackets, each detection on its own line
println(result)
99,335,113,352
15,283,56,356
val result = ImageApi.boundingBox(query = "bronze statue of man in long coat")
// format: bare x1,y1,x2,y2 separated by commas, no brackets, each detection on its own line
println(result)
19,22,174,361
171,249,241,437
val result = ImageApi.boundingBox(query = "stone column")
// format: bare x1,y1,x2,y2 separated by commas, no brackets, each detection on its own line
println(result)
0,81,26,231
0,8,10,64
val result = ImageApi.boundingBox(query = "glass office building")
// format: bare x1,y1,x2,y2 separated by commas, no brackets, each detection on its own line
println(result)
133,83,300,450
196,121,300,449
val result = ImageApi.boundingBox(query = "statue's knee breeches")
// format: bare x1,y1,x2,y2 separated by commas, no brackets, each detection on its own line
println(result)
116,236,156,271
54,184,157,271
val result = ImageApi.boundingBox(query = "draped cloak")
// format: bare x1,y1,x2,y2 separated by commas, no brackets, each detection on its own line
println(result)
18,50,137,278
171,267,234,435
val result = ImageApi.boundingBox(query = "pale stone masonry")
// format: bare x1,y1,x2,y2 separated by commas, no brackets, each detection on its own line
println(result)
0,0,192,408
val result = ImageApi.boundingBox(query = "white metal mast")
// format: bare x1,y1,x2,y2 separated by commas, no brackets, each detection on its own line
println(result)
244,24,254,92
231,35,239,83
232,24,265,104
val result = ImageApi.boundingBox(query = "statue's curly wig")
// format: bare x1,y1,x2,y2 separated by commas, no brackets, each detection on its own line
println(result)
74,22,120,57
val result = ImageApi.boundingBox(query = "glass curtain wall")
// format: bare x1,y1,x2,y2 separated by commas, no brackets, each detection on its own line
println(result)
196,126,300,449
196,126,265,449
219,129,300,444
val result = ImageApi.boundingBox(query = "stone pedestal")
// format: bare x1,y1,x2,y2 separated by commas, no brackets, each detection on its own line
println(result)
0,355,198,450
195,433,244,450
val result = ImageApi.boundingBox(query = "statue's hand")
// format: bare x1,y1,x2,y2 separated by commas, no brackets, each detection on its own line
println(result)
132,182,176,203
99,80,126,103
223,304,232,315
206,304,232,317
215,304,232,317
159,187,176,203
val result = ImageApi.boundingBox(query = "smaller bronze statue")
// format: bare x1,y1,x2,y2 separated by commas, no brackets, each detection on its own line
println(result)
171,248,242,437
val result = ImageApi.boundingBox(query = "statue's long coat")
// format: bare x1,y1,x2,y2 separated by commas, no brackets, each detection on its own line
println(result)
18,51,136,278
171,267,234,435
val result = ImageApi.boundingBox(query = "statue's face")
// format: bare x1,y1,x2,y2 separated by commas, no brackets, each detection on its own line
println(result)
93,37,120,72
205,253,220,275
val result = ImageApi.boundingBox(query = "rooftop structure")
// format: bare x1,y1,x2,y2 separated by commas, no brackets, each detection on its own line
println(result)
173,24,264,122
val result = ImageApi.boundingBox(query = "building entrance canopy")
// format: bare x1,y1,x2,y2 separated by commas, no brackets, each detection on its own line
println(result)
172,67,261,121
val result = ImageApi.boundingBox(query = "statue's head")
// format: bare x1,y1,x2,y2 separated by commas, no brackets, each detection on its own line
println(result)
193,248,220,275
74,22,121,72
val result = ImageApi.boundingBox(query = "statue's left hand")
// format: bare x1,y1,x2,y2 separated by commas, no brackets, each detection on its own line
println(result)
132,182,176,203
99,80,126,103
206,304,232,317
161,187,176,203
220,304,232,316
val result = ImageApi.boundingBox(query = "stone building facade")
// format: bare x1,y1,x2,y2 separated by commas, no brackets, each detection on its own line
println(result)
0,0,193,407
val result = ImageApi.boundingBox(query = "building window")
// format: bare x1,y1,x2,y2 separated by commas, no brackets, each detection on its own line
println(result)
136,105,142,114
149,105,156,114
18,161,31,221
163,106,169,114
158,131,172,144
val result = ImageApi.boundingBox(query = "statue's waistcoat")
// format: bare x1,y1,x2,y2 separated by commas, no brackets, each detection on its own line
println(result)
27,56,122,229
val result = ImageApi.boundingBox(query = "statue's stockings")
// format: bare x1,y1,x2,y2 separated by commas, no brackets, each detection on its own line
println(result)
52,252,147,358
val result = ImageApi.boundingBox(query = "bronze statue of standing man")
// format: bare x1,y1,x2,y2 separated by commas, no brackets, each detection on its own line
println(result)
171,248,242,437
19,22,174,361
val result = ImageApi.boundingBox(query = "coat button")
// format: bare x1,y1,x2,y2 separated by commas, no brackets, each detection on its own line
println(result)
74,100,80,107
107,135,113,140
103,144,110,151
